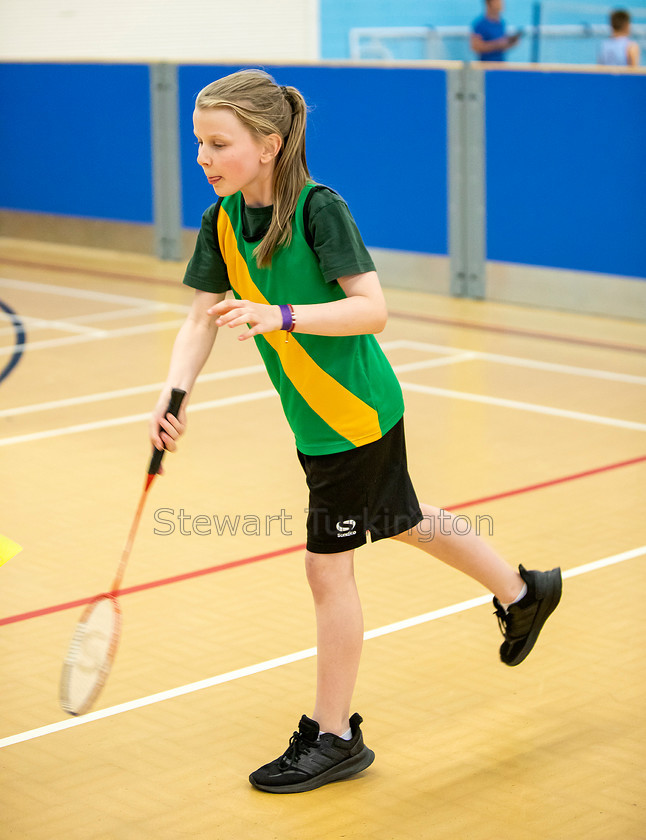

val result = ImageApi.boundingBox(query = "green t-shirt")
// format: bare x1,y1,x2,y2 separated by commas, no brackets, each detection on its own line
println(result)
184,183,404,455
184,185,376,293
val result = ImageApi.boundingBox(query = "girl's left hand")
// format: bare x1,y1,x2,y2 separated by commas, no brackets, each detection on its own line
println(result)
207,298,282,340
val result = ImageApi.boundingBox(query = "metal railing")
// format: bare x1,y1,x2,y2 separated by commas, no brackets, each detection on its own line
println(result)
349,23,646,63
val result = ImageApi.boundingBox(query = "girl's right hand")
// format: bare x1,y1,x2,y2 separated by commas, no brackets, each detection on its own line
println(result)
149,393,187,470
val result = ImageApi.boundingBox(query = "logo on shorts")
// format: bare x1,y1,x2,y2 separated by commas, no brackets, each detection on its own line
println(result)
336,519,357,538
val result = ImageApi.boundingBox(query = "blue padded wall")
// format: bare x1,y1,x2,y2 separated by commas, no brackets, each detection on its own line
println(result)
178,65,448,256
0,63,153,223
485,70,646,279
1,61,643,281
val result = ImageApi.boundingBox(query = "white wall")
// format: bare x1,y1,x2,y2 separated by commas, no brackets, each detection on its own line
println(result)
0,0,320,61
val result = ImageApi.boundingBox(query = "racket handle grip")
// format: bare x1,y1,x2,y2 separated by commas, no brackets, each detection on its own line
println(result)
148,388,187,476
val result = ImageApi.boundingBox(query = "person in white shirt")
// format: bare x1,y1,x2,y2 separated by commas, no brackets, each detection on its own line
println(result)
598,9,640,66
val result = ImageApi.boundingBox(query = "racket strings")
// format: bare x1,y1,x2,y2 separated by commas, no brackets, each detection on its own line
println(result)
60,596,121,715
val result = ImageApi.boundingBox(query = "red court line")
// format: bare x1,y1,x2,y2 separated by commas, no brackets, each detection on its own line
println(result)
0,257,180,289
445,454,646,510
3,256,645,354
0,544,306,627
2,454,644,628
389,310,646,355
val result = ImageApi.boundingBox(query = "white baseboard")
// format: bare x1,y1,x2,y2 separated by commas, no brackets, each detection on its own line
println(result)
371,248,646,320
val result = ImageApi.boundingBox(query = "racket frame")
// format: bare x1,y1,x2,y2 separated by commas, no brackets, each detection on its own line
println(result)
59,388,186,716
60,592,122,716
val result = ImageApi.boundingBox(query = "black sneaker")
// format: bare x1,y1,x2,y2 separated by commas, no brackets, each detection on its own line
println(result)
249,712,375,794
494,564,562,666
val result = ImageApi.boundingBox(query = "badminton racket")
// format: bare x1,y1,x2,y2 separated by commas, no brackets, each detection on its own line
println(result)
60,388,186,716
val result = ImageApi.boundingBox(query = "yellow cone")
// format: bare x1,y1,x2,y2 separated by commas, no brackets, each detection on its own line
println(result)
0,534,22,567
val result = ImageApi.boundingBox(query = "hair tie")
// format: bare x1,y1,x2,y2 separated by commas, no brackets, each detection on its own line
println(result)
280,85,288,97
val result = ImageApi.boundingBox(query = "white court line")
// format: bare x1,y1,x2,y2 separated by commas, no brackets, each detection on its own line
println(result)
0,390,278,447
0,357,469,419
400,381,646,432
0,351,462,427
2,362,644,445
397,340,646,386
389,352,478,374
0,339,408,418
0,306,188,338
63,305,189,323
2,288,642,384
0,277,188,311
0,544,643,751
1,337,644,441
4,291,642,386
475,350,646,386
0,318,187,356
0,316,108,337
0,364,267,419
0,277,188,353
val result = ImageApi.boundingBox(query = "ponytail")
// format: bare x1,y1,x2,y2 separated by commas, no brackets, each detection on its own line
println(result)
256,85,310,267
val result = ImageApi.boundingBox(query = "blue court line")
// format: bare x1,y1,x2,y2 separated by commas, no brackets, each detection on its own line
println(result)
0,299,26,385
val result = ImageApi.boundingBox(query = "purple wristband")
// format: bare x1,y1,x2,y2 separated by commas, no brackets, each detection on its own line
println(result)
279,303,293,331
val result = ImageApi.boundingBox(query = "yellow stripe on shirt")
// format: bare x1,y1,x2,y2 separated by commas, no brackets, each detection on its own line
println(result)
217,207,382,448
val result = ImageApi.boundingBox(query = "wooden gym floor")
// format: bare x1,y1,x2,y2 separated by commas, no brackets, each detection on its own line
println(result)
0,237,645,840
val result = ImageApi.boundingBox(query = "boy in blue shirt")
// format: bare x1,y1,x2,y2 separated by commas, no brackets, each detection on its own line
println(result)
471,0,521,61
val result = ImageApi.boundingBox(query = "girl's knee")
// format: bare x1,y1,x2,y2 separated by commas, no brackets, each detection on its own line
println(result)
305,549,354,596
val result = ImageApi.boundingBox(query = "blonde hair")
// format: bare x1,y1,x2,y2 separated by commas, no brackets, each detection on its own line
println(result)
195,69,310,267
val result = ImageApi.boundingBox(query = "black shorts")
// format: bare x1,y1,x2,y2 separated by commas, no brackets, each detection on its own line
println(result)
297,418,423,554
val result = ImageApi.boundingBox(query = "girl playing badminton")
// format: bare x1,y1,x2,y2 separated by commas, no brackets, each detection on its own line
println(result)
150,69,561,794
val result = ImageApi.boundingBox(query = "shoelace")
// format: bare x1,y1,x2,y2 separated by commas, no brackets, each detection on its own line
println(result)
279,730,314,768
494,603,509,637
